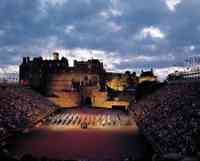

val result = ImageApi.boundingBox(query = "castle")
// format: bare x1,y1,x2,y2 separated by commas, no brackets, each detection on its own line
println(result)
19,52,156,109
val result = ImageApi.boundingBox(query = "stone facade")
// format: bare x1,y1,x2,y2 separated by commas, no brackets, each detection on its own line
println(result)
19,52,140,109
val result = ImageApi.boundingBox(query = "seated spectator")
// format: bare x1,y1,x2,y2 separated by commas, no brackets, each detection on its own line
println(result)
0,84,57,139
130,82,200,158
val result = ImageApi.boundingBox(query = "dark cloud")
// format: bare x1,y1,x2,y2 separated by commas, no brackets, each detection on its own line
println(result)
0,0,200,74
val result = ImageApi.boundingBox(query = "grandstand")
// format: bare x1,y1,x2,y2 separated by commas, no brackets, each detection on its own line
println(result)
130,81,200,159
0,84,57,140
0,84,147,161
0,77,200,161
168,56,200,82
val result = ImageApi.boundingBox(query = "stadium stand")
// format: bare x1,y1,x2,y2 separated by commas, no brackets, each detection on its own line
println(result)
1,82,200,161
0,84,57,140
130,81,200,160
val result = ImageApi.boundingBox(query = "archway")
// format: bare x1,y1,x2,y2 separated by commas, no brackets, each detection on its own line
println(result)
84,97,92,106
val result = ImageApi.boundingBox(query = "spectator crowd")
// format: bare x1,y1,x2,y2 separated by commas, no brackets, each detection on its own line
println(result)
1,81,200,161
0,84,57,139
130,82,200,160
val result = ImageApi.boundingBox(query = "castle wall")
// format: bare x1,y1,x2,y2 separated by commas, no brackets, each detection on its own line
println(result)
47,92,81,108
90,90,129,109
47,72,99,94
46,72,99,108
19,55,133,109
46,73,129,109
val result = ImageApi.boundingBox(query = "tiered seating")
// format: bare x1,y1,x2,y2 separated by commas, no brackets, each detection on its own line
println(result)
130,82,200,156
0,84,57,139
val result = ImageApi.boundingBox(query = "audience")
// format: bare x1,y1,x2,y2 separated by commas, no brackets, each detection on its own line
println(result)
0,84,57,139
1,81,200,161
130,81,200,159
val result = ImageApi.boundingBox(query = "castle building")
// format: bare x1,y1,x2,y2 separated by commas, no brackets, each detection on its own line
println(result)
139,69,157,84
20,52,138,110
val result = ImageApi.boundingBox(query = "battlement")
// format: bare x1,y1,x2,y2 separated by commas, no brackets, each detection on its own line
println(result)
21,52,105,75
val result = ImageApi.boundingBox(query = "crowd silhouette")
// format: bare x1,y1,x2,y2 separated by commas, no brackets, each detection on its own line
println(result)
0,82,200,161
0,84,57,139
130,82,200,159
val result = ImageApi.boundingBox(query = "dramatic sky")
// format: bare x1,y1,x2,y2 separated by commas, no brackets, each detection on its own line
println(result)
0,0,200,80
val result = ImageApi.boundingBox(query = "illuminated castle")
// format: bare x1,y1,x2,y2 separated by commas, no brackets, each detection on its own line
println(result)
139,69,157,84
19,52,156,109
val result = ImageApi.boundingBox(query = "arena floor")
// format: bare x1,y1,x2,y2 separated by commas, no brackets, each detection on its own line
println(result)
7,108,149,161
44,108,136,129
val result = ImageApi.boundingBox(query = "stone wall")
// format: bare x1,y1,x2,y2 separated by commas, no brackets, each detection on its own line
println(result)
45,72,129,109
47,92,81,108
47,72,99,93
90,90,129,109
46,72,97,108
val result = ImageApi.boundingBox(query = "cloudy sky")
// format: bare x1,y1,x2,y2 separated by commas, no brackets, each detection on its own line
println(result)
0,0,200,80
